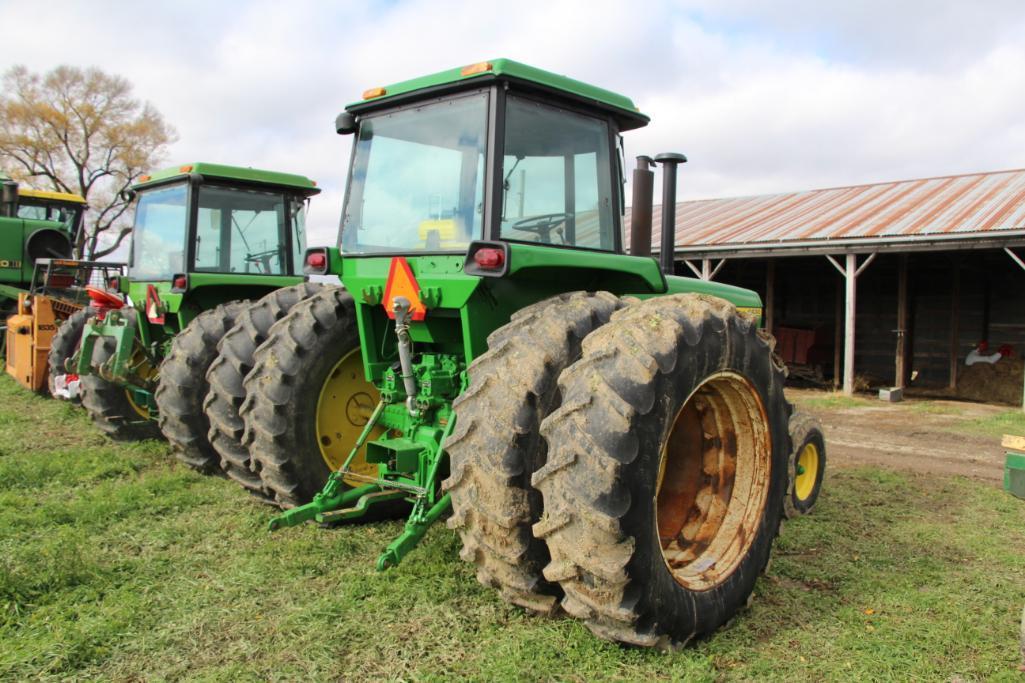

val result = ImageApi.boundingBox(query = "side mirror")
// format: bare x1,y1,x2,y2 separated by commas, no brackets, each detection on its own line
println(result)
0,179,18,217
335,112,357,135
119,188,136,203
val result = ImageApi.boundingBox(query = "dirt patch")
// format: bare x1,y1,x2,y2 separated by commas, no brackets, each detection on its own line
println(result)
788,388,1007,482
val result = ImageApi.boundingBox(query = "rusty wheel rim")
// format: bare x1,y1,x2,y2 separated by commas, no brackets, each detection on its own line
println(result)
655,372,772,591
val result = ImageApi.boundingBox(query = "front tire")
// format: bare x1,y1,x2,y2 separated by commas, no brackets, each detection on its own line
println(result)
783,412,826,518
444,291,622,615
155,301,249,473
80,309,162,441
47,307,91,402
533,294,791,648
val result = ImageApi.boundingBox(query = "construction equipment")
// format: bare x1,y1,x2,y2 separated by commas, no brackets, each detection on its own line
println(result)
243,59,825,647
71,163,319,474
4,258,125,395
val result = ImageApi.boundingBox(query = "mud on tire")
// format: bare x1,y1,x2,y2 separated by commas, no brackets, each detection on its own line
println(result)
241,286,360,508
47,307,91,402
443,291,623,615
80,309,162,441
533,294,791,648
155,301,249,473
205,283,323,496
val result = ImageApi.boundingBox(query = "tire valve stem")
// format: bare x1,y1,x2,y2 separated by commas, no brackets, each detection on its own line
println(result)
392,296,419,417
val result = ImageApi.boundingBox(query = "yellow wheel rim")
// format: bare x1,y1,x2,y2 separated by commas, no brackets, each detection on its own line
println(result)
124,388,151,419
794,442,820,501
316,348,382,485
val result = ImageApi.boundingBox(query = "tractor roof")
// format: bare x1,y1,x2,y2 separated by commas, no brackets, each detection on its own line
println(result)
19,188,87,204
348,59,650,131
132,162,320,194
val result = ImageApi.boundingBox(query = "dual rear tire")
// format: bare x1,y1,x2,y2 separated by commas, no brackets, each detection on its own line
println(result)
448,292,793,648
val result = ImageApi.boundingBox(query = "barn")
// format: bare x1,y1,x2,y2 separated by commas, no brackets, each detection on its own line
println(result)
645,167,1025,407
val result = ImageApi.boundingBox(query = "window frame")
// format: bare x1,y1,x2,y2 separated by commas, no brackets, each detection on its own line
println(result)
188,182,296,276
337,87,492,257
494,92,620,253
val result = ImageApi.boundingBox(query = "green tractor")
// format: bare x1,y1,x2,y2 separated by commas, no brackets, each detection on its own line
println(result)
0,174,85,317
243,59,826,647
71,163,321,479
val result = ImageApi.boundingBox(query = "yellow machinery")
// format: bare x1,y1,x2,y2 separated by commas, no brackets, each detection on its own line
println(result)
3,258,124,393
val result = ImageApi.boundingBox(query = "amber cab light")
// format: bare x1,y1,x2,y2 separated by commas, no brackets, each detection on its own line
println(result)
461,61,494,77
473,248,504,270
362,87,387,100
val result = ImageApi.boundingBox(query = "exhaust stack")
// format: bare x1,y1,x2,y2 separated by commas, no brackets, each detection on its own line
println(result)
629,156,655,257
654,153,687,275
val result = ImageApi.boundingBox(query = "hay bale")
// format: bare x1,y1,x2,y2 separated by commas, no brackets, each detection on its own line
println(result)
956,357,1024,405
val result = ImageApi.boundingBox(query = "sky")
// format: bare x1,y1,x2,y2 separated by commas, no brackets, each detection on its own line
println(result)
2,0,1024,248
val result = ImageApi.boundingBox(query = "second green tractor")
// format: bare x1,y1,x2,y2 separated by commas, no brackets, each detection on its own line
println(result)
235,59,826,648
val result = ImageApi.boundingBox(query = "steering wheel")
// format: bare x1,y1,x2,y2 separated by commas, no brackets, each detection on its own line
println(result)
244,248,281,274
510,212,572,245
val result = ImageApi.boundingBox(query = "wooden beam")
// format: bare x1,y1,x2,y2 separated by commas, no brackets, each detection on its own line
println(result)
844,252,857,395
765,260,776,335
701,258,711,280
895,254,908,389
948,260,960,390
834,275,842,390
683,259,702,278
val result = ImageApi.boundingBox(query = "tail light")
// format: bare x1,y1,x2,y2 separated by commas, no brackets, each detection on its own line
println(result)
108,275,121,291
463,242,509,278
304,249,328,275
473,248,504,270
171,274,188,292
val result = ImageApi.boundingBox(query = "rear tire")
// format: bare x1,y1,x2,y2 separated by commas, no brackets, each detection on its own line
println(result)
783,412,826,518
205,283,323,497
47,307,90,402
155,301,249,473
533,294,791,648
80,309,162,441
444,291,623,615
242,286,367,508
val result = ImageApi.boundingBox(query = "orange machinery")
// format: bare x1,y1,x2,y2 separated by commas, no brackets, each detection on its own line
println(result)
3,258,125,393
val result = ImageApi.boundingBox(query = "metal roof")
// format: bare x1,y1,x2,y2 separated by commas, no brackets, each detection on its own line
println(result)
642,168,1025,258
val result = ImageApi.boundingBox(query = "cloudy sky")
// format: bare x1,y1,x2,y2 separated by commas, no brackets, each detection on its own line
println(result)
2,0,1024,247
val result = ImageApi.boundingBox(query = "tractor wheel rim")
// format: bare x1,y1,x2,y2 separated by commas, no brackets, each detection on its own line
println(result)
655,372,772,591
124,389,150,419
315,347,382,484
794,442,819,501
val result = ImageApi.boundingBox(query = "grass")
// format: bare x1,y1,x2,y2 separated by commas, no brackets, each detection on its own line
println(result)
793,392,874,411
1,375,1024,681
960,409,1025,438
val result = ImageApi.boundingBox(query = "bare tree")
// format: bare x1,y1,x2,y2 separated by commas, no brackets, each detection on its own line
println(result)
0,65,176,258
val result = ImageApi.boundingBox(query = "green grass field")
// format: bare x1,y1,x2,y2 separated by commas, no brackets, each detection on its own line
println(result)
2,375,1024,681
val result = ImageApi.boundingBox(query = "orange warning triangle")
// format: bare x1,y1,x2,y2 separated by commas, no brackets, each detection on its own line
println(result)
382,257,426,321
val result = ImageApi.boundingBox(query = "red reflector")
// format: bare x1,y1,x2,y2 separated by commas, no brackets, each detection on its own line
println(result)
473,248,504,269
173,275,187,290
307,252,327,270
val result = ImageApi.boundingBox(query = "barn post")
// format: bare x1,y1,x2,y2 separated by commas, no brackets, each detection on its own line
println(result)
826,252,876,396
844,253,857,395
895,254,909,389
834,277,843,390
1004,247,1025,412
765,259,776,335
948,260,961,391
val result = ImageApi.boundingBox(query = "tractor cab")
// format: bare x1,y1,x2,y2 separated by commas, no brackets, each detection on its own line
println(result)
128,163,318,289
336,59,647,258
15,188,87,239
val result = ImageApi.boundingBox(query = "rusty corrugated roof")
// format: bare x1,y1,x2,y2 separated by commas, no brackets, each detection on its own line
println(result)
641,168,1025,254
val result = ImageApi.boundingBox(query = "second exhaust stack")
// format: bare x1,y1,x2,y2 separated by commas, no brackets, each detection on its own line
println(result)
654,153,687,275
